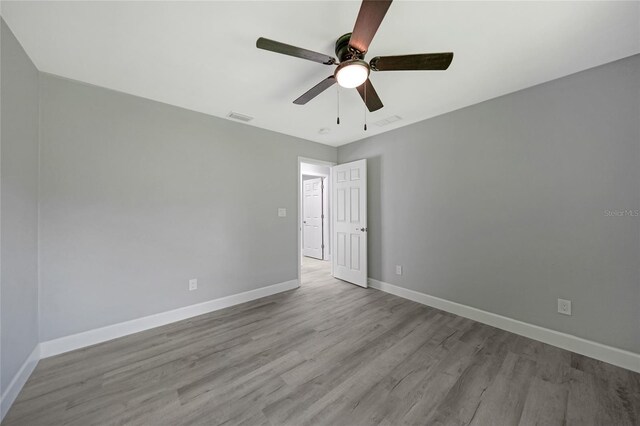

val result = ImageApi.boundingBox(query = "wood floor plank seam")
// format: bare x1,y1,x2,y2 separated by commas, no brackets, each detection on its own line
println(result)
3,257,639,426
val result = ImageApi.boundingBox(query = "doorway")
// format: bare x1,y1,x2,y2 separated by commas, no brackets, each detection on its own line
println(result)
298,158,335,286
302,177,324,260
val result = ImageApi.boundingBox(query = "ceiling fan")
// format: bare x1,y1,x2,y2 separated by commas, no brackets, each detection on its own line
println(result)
256,0,453,113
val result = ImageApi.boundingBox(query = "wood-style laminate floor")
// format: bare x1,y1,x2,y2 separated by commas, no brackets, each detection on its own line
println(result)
4,257,640,425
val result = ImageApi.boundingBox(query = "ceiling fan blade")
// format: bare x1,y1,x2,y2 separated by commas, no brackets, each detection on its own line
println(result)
349,0,393,53
293,76,337,105
370,53,454,71
356,79,383,112
257,38,336,65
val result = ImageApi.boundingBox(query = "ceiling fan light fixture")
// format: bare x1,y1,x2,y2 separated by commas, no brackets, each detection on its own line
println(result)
335,60,369,89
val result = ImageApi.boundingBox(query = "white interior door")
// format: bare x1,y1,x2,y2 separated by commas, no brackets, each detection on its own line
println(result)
332,160,367,287
303,177,323,259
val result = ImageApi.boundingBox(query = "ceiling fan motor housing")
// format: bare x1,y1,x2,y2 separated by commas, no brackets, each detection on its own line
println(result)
335,32,364,62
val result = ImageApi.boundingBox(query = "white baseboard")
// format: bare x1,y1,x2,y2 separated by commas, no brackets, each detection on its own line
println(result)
40,279,299,358
1,344,40,422
369,278,640,373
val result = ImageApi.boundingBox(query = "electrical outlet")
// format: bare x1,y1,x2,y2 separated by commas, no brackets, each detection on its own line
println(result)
189,279,198,291
278,208,287,217
395,265,402,275
557,298,571,315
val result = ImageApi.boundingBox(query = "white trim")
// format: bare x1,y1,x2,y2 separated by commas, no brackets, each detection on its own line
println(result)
369,278,640,373
40,279,299,358
1,344,40,422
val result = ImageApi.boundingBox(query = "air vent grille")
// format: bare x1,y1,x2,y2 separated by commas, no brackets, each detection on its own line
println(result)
227,112,254,122
374,115,402,127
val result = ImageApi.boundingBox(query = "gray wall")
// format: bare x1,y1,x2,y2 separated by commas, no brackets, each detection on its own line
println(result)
1,19,40,392
38,74,336,341
339,54,640,353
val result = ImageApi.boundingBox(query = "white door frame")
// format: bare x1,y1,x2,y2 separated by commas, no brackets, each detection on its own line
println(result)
298,157,336,285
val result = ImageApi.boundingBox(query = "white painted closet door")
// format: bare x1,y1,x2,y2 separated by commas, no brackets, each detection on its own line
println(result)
332,160,367,287
303,178,323,259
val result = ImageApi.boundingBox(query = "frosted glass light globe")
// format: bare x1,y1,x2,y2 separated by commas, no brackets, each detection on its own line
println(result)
335,60,369,88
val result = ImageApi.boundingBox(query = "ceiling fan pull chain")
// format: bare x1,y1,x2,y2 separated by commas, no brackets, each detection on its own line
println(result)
364,83,368,131
337,85,340,125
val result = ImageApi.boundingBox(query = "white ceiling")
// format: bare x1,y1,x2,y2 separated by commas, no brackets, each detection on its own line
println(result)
2,1,638,147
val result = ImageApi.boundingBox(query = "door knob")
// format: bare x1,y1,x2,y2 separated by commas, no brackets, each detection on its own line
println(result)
359,227,368,232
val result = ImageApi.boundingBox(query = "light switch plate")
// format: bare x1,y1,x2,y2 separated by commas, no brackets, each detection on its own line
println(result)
278,208,286,217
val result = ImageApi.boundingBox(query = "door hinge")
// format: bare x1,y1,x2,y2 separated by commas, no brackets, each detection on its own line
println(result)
321,244,324,249
321,214,324,219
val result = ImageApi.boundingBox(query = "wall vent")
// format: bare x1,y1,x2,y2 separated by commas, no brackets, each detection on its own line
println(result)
374,115,402,127
227,112,254,122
